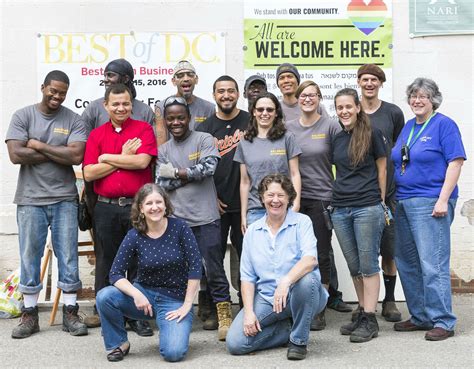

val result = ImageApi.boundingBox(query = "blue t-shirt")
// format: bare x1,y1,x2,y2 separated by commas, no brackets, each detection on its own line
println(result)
109,217,202,300
392,112,466,200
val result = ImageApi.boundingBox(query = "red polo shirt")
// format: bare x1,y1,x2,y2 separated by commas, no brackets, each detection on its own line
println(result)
83,118,157,198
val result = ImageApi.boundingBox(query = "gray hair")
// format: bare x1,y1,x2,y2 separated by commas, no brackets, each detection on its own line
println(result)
406,77,443,110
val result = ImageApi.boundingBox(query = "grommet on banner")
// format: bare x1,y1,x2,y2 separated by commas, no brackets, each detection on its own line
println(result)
409,33,415,39
37,33,42,38
130,30,135,36
242,45,248,51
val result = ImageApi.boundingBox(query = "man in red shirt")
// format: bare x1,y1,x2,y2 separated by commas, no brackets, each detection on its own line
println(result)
83,84,157,334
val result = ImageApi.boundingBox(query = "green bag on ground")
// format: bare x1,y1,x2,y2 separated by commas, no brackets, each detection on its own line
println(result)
0,269,23,318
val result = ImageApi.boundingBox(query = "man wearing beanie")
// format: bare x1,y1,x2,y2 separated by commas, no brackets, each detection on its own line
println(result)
155,60,215,133
82,58,154,135
81,59,155,336
243,75,267,111
357,63,405,322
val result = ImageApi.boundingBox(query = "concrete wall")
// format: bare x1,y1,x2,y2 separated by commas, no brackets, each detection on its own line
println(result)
1,1,473,292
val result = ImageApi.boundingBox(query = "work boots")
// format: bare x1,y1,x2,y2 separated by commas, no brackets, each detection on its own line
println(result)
63,304,88,336
216,301,233,341
341,308,363,335
202,302,218,330
350,311,379,343
11,306,40,339
197,290,211,322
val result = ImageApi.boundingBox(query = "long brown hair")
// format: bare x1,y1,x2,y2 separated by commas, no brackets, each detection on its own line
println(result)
244,92,286,142
334,88,372,167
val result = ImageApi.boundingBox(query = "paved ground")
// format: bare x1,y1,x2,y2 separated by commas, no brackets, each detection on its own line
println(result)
0,296,472,368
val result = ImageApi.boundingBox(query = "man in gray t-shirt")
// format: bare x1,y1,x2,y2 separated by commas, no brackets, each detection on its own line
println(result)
154,60,215,139
5,70,88,339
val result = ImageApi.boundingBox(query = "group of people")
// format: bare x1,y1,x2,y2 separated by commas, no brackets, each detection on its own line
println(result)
5,58,466,362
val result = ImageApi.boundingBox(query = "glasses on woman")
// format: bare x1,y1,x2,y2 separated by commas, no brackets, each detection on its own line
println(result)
299,93,319,100
255,107,275,113
409,94,430,102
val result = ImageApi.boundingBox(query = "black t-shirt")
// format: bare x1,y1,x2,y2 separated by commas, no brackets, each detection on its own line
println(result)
331,126,387,207
196,110,250,212
367,101,405,199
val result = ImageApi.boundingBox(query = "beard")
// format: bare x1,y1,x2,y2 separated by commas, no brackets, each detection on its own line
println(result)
217,101,237,115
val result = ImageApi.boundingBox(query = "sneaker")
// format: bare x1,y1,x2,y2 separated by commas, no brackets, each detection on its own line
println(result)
63,304,88,336
394,319,432,332
216,301,233,341
350,312,379,343
12,306,40,339
310,309,326,331
341,309,363,335
381,301,402,322
327,296,352,313
425,327,454,341
287,342,307,360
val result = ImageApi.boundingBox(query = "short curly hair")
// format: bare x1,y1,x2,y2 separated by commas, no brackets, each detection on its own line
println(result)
131,183,174,235
257,173,297,209
406,77,443,110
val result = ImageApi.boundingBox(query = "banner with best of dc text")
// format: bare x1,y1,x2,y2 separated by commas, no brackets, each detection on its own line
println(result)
244,0,393,117
37,32,226,114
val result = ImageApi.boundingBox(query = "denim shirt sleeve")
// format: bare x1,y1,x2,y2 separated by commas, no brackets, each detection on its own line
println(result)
109,230,138,285
240,229,258,283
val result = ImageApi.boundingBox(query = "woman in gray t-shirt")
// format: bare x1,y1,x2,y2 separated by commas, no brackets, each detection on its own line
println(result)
233,92,302,234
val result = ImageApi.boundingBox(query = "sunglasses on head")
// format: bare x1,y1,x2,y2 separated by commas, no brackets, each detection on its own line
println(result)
163,96,188,108
255,107,275,113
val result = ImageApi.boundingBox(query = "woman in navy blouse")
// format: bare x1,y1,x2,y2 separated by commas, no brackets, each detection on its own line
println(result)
96,183,202,362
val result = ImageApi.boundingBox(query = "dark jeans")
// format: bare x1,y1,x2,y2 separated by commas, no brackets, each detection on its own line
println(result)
300,198,332,285
93,202,136,293
191,220,231,303
220,211,243,259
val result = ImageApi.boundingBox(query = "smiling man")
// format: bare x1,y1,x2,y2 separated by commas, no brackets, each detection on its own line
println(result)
357,64,405,322
82,84,157,335
156,96,233,342
155,60,215,134
6,70,88,339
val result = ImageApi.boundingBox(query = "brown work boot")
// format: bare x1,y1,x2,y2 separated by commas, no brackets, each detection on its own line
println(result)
63,304,88,336
84,313,101,328
11,306,40,339
381,301,402,322
216,301,233,341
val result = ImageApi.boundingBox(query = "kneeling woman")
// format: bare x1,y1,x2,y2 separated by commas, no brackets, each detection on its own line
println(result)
96,184,202,362
226,174,328,361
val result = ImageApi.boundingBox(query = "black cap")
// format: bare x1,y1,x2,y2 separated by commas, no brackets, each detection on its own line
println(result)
244,75,267,92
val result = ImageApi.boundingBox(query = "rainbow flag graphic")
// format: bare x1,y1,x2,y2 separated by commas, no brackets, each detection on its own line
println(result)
347,0,388,35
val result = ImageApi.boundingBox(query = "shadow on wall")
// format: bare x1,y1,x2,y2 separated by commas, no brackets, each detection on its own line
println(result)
461,200,474,225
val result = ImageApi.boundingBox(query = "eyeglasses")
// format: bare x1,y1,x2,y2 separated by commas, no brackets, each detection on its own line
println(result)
299,93,319,100
255,107,275,113
174,71,196,79
163,96,188,108
409,94,430,102
104,71,120,79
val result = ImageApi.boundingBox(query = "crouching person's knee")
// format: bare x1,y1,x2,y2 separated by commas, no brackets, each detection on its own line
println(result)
160,347,187,362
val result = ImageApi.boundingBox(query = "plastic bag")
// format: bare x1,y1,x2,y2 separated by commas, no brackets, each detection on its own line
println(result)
0,269,23,318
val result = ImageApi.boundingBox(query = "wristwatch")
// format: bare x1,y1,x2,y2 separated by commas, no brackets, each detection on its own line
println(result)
174,168,179,179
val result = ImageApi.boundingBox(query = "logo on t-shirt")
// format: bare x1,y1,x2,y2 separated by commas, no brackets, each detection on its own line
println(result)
311,133,326,140
195,117,207,124
215,129,244,157
270,149,286,156
53,128,70,135
420,136,432,142
188,151,201,161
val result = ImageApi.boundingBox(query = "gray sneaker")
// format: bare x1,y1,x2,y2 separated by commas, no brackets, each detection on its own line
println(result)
63,304,88,336
12,306,40,339
350,312,379,343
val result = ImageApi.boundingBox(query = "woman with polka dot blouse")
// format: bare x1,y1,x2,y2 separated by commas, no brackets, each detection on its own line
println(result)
96,183,202,362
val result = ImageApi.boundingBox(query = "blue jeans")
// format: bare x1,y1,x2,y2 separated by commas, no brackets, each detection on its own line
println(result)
394,197,457,331
17,200,81,294
96,283,193,362
331,204,385,277
246,208,266,226
226,272,328,354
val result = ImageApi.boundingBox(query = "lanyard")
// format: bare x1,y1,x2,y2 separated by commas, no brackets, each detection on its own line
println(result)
406,112,436,148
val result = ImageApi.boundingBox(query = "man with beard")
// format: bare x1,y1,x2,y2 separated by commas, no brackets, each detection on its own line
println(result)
81,59,155,336
157,96,232,341
155,60,215,134
196,75,249,329
357,64,405,322
243,75,267,111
